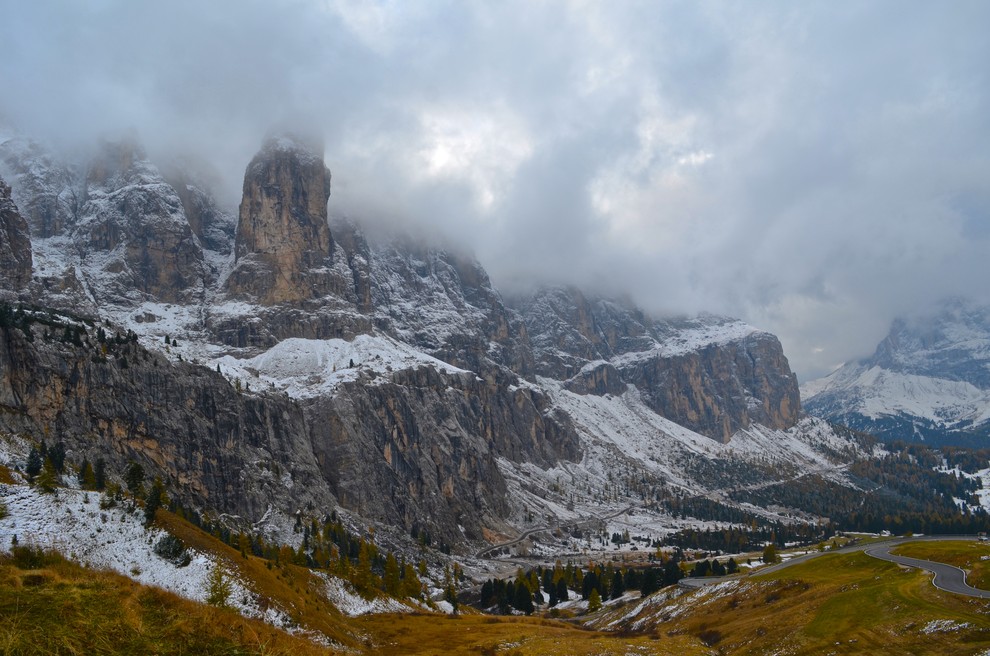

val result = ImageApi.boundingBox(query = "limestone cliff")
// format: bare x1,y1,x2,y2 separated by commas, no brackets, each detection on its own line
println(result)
0,130,809,549
225,135,335,305
518,287,801,442
0,310,577,543
0,177,32,291
163,166,236,256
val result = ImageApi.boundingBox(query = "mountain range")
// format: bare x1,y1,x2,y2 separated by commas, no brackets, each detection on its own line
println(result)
0,127,982,559
803,299,990,448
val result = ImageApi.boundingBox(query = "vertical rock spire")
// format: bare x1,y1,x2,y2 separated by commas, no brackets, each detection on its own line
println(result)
225,134,334,305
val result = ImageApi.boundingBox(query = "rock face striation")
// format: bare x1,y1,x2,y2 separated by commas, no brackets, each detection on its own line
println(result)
225,136,335,305
0,176,33,291
76,139,207,304
0,314,578,544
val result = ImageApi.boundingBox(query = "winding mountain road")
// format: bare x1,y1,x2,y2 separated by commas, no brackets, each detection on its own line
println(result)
864,540,990,599
681,535,990,599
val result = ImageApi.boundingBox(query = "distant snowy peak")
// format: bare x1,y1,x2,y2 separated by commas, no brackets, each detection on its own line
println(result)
870,298,990,388
803,298,990,446
804,364,990,424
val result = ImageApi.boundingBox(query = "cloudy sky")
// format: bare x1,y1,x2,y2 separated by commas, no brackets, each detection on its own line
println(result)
2,0,989,381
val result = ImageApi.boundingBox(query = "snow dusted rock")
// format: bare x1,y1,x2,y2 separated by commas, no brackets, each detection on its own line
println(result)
162,163,236,256
804,298,990,446
75,138,206,305
517,287,801,443
0,134,77,239
0,128,826,551
0,176,32,291
367,237,532,375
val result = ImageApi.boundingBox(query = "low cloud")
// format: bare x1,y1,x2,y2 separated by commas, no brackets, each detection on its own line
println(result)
2,0,988,380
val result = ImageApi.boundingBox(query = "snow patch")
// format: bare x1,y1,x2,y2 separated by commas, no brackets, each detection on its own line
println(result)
0,484,298,630
212,334,468,399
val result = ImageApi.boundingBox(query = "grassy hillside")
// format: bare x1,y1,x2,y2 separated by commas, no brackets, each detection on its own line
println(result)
7,531,990,654
7,471,990,654
152,508,363,648
591,550,990,655
0,547,337,656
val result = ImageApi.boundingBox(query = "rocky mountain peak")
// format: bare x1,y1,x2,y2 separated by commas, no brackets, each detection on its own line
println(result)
224,134,334,305
161,161,236,257
803,298,990,446
0,176,33,291
73,138,206,305
869,299,990,388
85,137,149,191
0,135,77,238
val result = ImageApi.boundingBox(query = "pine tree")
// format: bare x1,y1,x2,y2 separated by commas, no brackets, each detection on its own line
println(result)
383,553,401,595
25,446,42,481
512,581,533,615
640,568,660,597
762,543,780,564
125,461,145,498
49,442,66,473
94,459,106,490
205,563,232,607
611,570,625,599
588,588,602,612
78,459,94,489
402,563,422,599
443,566,459,614
144,478,164,527
354,540,377,594
36,457,58,494
480,579,495,607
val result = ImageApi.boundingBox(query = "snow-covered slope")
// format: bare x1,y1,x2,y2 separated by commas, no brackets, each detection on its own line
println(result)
213,334,470,399
0,483,292,625
804,299,990,446
488,376,866,558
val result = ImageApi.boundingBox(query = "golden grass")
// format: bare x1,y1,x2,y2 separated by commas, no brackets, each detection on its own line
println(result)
9,497,990,655
353,612,700,655
0,549,344,656
153,508,361,649
0,464,16,485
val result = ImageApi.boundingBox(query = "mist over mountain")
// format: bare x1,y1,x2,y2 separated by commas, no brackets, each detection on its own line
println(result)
3,1,990,382
803,299,990,447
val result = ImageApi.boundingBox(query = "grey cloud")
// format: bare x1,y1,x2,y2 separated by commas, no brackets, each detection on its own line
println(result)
2,0,989,381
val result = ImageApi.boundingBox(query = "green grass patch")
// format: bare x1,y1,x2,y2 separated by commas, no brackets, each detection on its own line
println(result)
892,540,990,590
599,550,990,655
